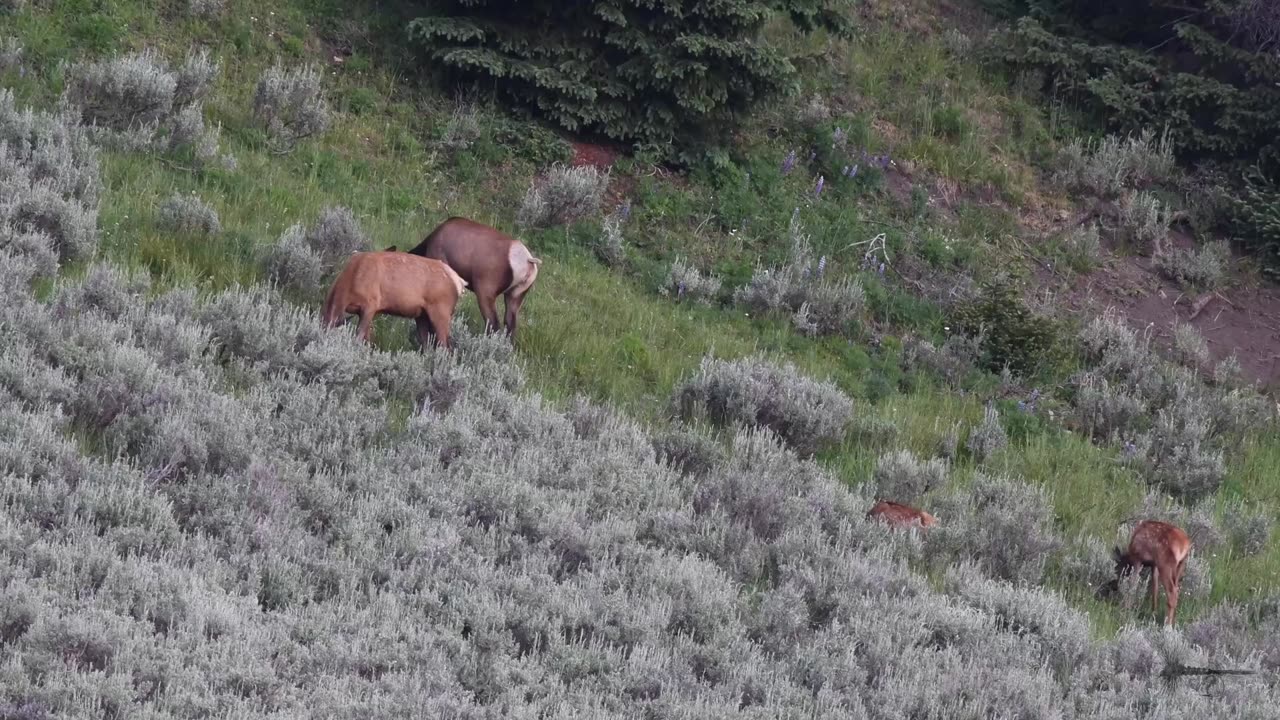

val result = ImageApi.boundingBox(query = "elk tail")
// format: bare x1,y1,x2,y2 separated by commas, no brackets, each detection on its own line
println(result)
504,243,541,297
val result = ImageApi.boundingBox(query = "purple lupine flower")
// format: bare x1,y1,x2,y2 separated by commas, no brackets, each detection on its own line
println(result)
677,281,686,299
850,164,859,179
814,175,825,199
1017,400,1027,412
616,201,631,222
817,255,827,278
781,149,797,175
877,262,885,276
802,265,811,280
841,165,851,177
1122,441,1138,458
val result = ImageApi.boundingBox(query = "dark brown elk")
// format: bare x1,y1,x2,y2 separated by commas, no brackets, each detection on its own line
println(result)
321,251,468,350
867,500,938,529
1107,520,1192,626
403,217,542,341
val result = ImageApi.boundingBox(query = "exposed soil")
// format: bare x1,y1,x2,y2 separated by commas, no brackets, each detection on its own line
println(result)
1028,217,1280,390
570,141,620,170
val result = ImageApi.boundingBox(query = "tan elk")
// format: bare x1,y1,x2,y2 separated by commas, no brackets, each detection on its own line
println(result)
402,217,542,341
1108,519,1192,626
867,500,938,529
321,250,467,350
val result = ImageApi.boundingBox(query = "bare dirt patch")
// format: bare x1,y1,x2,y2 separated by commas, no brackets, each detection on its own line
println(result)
1047,228,1280,390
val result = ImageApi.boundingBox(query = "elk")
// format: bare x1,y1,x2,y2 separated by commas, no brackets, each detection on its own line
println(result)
867,500,938,529
1108,519,1192,626
403,217,542,342
321,251,468,350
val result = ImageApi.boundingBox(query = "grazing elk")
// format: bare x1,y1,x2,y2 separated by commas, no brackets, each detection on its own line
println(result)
321,250,468,350
403,217,542,342
1107,519,1192,626
867,500,938,529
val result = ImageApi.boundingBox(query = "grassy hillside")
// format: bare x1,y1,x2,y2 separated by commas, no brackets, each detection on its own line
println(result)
3,0,1280,715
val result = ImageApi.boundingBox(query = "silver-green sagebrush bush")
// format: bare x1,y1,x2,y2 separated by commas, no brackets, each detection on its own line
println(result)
0,90,101,273
672,354,853,456
4,255,1280,716
156,192,221,236
252,62,331,150
516,163,609,228
734,213,865,336
658,257,721,305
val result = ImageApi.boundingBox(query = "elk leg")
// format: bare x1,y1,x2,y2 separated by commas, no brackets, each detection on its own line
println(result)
415,315,436,350
476,291,500,335
503,289,529,342
356,309,375,344
1149,565,1160,616
1161,569,1179,626
426,304,454,351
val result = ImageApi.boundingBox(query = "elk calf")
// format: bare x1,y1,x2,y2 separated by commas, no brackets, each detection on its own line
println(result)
867,500,938,529
321,251,468,350
1110,520,1192,626
405,217,542,342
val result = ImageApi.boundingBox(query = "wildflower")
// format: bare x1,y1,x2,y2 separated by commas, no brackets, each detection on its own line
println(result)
1122,441,1138,459
841,165,850,177
817,255,827,278
616,201,631,222
833,127,846,148
850,164,859,179
878,262,885,276
781,149,797,175
815,175,825,199
677,281,686,299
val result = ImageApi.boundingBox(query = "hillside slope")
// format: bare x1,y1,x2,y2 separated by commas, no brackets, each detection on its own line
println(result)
2,0,1280,716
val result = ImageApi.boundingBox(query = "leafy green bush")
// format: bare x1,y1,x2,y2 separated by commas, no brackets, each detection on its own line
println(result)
407,0,848,160
950,280,1067,376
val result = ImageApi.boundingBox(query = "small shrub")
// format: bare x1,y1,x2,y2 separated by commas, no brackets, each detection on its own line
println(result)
516,164,609,228
156,192,220,236
0,36,21,73
64,48,176,133
1054,128,1175,197
595,213,626,267
1073,372,1147,443
673,354,853,456
871,449,948,503
659,257,721,305
252,62,331,150
1154,240,1229,291
304,206,369,267
261,224,324,294
735,214,862,336
652,425,724,478
1,89,102,267
1171,322,1210,370
174,47,218,108
950,280,1065,376
1060,222,1103,273
1116,190,1169,253
1223,501,1273,556
438,97,481,151
925,472,1062,584
188,0,226,17
966,404,1008,463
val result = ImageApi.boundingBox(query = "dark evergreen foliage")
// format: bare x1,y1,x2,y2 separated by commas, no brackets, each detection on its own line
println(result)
986,1,1280,270
407,0,849,162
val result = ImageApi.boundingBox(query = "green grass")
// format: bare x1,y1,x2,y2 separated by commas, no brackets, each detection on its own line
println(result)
7,0,1280,634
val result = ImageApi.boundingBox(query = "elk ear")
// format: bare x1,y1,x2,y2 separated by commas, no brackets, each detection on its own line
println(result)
1111,547,1124,563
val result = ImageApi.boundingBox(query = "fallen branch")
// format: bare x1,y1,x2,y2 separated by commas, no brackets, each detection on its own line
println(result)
1187,294,1214,321
1161,661,1256,681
